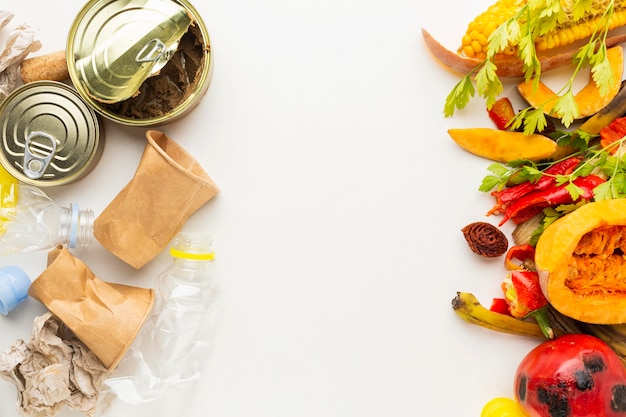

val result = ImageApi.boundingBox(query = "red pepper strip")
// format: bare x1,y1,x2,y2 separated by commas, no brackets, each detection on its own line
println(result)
487,156,582,216
498,174,606,226
600,116,626,154
487,97,516,130
504,244,536,271
503,270,554,339
489,297,512,315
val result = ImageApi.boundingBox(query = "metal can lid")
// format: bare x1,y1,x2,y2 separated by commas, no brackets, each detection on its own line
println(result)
67,0,192,104
0,81,103,187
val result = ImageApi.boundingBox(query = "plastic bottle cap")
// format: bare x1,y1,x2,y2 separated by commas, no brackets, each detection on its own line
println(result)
169,246,215,261
0,266,31,315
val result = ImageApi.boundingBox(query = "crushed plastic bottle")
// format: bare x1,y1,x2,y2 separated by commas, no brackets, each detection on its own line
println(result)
0,182,93,255
0,181,93,255
97,232,220,417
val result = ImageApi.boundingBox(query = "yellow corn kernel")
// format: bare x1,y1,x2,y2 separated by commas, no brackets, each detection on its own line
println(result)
471,40,483,54
463,45,477,58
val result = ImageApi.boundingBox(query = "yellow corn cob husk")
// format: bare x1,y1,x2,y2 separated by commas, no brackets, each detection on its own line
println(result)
460,0,626,59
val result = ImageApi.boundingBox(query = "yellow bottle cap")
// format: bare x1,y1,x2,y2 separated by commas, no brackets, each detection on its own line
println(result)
169,246,215,261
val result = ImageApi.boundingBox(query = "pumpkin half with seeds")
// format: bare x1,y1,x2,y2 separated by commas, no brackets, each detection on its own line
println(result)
536,198,626,324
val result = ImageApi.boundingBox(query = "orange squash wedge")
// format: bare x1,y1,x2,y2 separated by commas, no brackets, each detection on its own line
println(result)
535,198,626,324
447,128,557,162
517,46,624,119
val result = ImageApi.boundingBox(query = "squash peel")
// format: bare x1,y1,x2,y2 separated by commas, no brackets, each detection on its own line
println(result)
517,46,624,119
536,198,626,324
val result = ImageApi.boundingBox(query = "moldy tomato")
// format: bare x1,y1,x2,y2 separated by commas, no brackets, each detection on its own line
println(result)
515,334,626,417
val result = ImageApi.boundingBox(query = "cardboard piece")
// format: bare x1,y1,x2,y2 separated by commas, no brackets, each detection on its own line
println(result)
27,246,155,370
94,129,220,269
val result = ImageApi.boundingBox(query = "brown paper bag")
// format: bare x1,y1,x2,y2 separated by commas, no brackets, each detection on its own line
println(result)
94,129,220,269
27,245,155,370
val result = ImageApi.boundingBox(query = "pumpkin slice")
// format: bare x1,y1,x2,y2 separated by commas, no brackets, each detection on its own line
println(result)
517,46,624,119
535,198,626,324
447,128,557,162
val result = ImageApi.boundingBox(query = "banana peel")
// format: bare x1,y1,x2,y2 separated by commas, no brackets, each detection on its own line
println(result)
453,291,626,365
452,292,546,338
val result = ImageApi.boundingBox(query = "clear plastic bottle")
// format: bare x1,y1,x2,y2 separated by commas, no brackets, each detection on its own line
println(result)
0,182,93,255
98,232,219,417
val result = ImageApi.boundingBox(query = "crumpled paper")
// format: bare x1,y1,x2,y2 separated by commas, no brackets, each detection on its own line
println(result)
0,312,109,417
0,10,41,100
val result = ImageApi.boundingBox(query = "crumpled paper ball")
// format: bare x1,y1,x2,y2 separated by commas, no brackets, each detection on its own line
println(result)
0,312,108,417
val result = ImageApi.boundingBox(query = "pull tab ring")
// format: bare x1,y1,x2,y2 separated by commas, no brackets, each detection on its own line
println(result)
136,38,168,63
23,131,57,179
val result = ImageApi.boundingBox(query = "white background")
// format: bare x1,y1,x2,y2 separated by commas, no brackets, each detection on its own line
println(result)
0,1,550,416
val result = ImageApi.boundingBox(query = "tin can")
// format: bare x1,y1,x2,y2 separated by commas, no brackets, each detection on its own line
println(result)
0,81,103,187
66,0,213,127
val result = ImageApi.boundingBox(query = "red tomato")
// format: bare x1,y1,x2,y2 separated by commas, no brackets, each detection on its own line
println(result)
515,334,626,417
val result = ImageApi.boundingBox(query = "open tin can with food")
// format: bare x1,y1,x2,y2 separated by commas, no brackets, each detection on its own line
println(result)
66,0,213,126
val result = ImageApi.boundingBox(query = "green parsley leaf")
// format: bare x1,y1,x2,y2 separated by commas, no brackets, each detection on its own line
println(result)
475,61,502,108
444,75,475,117
590,51,613,97
521,108,548,136
551,91,579,127
565,182,584,200
479,175,502,193
593,180,614,201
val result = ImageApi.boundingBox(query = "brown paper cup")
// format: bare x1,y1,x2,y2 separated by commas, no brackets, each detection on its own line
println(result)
27,246,155,370
94,129,220,269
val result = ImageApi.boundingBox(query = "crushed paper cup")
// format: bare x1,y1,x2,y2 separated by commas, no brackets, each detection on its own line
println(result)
94,129,220,269
27,245,154,370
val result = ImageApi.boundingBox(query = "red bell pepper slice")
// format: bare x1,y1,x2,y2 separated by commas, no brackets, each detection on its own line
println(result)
488,156,582,217
503,270,554,339
504,244,536,271
498,174,605,226
487,97,516,130
600,115,626,154
489,297,512,315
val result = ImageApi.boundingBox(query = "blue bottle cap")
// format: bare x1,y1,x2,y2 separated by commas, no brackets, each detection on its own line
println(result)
0,266,31,315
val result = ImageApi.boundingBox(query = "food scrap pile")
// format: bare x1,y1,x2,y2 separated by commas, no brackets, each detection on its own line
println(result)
425,0,626,415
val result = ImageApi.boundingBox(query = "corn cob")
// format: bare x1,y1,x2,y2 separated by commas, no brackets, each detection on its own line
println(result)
460,0,626,59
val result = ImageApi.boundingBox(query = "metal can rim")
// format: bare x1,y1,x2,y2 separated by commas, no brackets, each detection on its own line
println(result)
66,0,213,127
